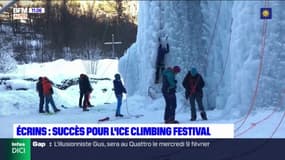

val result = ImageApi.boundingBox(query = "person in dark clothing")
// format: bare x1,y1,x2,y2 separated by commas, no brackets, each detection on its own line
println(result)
42,77,60,114
182,68,207,121
155,39,169,84
36,77,45,113
113,74,127,117
162,66,181,123
78,74,93,111
79,74,87,108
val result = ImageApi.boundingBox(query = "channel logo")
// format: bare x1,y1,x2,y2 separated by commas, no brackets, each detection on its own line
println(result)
12,7,45,20
12,147,26,154
260,8,272,19
11,142,26,154
13,7,45,14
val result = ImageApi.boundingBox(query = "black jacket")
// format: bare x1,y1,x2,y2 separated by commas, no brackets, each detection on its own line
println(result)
79,75,93,94
156,44,169,66
113,79,126,96
36,81,43,96
182,72,205,96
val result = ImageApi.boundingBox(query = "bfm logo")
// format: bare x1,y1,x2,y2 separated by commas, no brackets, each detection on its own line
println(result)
13,8,28,14
13,7,45,14
11,147,25,154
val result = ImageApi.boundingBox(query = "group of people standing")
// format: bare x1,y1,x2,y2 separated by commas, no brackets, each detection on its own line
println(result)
77,73,126,116
78,74,93,111
36,77,61,114
156,39,208,124
36,73,127,118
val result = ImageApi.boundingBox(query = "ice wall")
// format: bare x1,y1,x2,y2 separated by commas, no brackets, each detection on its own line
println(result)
254,1,285,110
120,1,205,95
200,1,233,110
218,1,285,115
119,1,160,96
120,0,285,114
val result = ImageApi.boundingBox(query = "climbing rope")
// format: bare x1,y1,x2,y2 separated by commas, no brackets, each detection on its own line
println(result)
234,0,269,132
122,47,143,118
270,108,285,138
235,0,284,135
235,90,285,137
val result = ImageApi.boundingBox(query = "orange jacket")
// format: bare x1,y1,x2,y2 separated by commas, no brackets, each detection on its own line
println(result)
42,78,52,96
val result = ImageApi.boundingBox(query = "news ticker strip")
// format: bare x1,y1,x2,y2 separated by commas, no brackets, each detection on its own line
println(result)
1,139,285,160
13,124,234,138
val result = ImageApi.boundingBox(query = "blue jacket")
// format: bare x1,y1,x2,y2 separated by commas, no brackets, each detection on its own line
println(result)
113,79,127,95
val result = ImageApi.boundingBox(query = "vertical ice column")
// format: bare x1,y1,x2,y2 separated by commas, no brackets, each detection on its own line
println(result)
255,1,285,109
119,1,161,96
223,1,267,115
201,1,233,110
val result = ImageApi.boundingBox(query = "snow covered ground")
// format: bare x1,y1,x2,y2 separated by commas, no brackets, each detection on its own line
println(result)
0,59,284,138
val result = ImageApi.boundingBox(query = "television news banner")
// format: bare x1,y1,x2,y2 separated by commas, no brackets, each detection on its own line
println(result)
2,6,284,160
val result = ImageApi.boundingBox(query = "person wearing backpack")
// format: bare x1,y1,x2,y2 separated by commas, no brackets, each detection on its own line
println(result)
79,74,94,109
182,68,207,121
42,77,60,114
78,74,93,111
162,66,181,123
113,74,127,117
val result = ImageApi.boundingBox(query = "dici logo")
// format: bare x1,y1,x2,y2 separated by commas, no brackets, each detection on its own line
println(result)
8,139,31,160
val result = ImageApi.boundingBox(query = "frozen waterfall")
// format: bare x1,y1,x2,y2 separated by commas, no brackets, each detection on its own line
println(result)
119,1,285,115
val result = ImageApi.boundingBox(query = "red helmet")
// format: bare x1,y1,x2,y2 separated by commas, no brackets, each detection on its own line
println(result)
173,66,181,73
